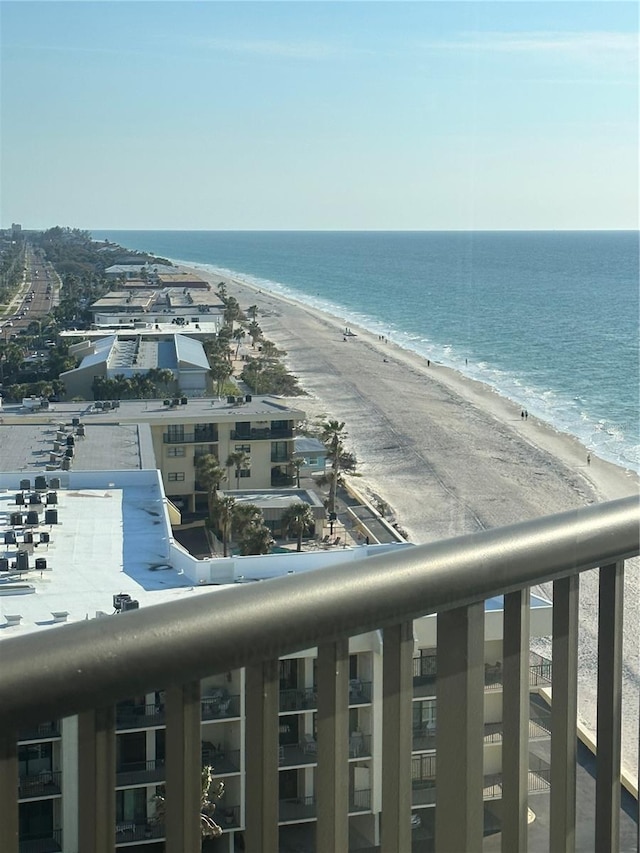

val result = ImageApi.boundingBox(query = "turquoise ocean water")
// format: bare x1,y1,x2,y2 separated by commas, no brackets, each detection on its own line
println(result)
96,231,639,473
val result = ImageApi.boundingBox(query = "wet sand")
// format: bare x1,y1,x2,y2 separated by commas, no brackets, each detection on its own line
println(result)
188,263,640,776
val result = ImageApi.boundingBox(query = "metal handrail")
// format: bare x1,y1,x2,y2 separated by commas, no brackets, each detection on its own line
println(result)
0,496,637,731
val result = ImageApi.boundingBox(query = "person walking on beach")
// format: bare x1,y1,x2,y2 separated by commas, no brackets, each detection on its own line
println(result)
587,453,591,466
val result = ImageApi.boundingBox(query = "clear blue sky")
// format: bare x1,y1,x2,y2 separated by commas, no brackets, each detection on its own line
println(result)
1,1,637,230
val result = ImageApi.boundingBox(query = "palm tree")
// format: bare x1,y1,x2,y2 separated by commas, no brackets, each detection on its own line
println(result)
320,420,347,515
246,304,259,320
213,495,235,557
232,328,246,358
290,457,304,488
196,454,227,519
281,502,315,552
232,503,273,556
231,502,262,541
239,521,273,556
208,356,233,397
247,320,262,347
226,450,250,490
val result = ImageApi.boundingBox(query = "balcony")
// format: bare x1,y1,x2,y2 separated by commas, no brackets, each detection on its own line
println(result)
218,805,240,830
163,430,218,444
231,427,293,441
279,686,317,712
201,691,240,720
202,743,241,775
278,790,372,824
115,759,165,788
348,678,372,705
116,702,165,730
17,722,60,742
114,822,164,845
18,770,61,800
0,496,637,853
18,830,62,853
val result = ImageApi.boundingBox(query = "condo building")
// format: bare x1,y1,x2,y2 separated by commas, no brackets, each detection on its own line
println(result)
0,459,554,852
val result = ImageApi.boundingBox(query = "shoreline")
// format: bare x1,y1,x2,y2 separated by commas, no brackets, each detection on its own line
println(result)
187,261,638,513
179,259,639,777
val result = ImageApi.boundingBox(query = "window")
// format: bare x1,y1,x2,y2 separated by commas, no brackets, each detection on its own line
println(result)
239,468,251,478
167,446,185,457
194,445,217,459
166,424,184,441
235,444,251,453
167,472,185,482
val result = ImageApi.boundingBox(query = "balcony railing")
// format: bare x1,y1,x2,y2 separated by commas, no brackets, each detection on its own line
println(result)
116,702,165,730
0,496,637,853
231,427,292,440
279,686,317,712
18,770,62,800
114,822,164,845
17,721,61,742
163,430,218,444
218,805,240,830
18,830,62,853
201,692,240,720
115,759,165,788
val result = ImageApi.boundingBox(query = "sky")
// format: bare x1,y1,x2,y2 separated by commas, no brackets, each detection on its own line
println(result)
1,1,638,231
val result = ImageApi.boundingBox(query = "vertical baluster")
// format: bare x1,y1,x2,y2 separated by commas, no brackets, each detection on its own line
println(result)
165,681,201,853
595,561,624,853
245,660,279,852
381,621,413,853
435,603,485,853
0,734,18,853
502,588,531,853
550,574,579,853
316,639,349,853
78,706,115,853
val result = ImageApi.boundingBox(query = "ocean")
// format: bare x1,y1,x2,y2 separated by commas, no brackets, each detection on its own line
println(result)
96,231,640,473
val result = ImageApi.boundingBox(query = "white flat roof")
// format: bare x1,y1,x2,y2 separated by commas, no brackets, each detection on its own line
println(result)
0,470,206,639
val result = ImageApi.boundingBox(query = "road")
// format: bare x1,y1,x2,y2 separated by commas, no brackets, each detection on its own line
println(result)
1,243,59,341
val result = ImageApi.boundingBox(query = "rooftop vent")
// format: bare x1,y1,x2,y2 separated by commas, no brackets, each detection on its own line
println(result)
113,592,131,612
4,614,22,626
51,611,68,623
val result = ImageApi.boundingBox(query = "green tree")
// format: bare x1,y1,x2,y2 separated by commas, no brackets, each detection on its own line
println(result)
225,450,250,491
281,502,315,552
232,327,246,358
196,454,227,519
239,520,273,555
247,320,262,347
208,356,233,397
212,495,236,557
232,503,273,556
321,420,347,515
223,296,242,331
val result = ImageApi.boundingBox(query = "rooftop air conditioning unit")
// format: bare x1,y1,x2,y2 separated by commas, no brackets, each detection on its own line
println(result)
113,593,131,612
122,599,140,612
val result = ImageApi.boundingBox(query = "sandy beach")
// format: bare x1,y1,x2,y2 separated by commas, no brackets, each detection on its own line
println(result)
189,263,639,777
